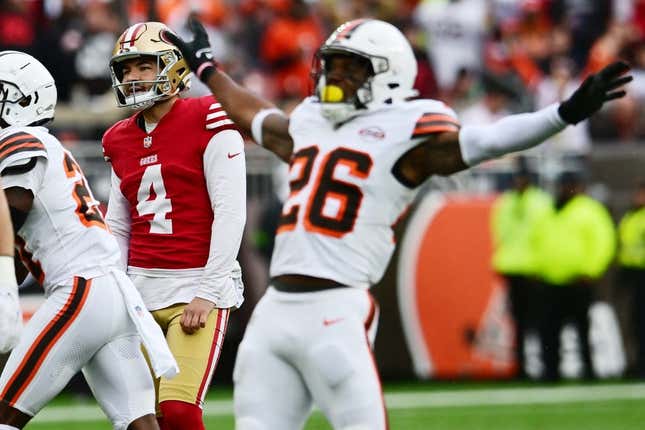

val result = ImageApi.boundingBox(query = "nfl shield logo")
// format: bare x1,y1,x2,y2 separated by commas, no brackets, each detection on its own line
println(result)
143,136,152,148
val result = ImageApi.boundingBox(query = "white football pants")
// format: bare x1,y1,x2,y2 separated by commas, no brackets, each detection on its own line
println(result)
234,286,386,430
0,274,155,429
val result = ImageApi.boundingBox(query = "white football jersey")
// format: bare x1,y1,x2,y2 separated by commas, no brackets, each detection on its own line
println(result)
270,97,460,288
0,126,121,294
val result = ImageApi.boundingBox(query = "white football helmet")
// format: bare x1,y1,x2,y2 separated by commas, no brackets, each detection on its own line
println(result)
314,19,419,124
0,51,56,128
110,22,191,110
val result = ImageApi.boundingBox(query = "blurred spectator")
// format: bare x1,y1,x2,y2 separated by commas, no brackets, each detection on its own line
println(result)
582,22,632,78
491,156,553,378
259,0,325,100
632,0,645,38
458,72,515,125
403,19,439,99
318,0,402,28
618,182,645,378
445,68,479,112
0,0,41,54
533,171,616,381
414,0,489,95
38,0,84,102
73,1,120,98
550,0,612,71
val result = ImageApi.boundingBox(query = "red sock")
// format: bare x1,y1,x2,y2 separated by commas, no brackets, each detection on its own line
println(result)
159,400,204,430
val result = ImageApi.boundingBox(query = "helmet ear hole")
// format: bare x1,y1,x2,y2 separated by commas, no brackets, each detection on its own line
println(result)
18,95,32,107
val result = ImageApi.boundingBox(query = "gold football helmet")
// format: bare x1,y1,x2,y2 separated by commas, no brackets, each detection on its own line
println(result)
110,22,191,109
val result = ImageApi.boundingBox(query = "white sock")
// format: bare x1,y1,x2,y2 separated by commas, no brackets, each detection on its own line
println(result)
0,424,20,429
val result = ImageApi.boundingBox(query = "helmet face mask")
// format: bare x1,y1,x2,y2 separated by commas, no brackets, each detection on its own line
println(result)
111,53,174,110
110,22,190,110
0,51,57,128
313,19,418,124
314,50,375,124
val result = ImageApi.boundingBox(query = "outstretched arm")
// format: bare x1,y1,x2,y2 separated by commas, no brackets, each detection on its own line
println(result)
163,20,294,162
395,61,633,186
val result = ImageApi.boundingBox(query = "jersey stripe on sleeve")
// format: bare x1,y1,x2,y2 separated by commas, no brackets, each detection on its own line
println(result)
412,113,460,139
0,132,46,164
205,102,236,132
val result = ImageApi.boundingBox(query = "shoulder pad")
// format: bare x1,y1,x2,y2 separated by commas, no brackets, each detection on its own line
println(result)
0,130,47,174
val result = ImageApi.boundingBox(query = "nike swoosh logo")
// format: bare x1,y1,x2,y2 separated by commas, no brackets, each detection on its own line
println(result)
228,152,242,159
195,48,213,59
323,318,344,326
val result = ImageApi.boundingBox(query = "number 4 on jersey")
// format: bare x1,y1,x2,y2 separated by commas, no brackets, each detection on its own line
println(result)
137,164,173,234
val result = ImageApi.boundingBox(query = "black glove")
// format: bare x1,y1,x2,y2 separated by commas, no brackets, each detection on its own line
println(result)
558,61,632,125
162,19,217,83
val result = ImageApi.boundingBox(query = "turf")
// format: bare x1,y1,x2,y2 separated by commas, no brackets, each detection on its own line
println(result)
25,381,645,429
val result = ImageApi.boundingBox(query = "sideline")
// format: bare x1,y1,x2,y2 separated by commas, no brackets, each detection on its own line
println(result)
32,383,645,423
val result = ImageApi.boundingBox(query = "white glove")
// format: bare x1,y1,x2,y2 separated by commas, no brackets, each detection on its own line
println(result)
0,256,22,354
0,285,22,353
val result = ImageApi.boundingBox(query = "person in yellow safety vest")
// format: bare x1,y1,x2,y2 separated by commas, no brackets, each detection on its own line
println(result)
533,171,616,381
491,157,553,379
617,182,645,378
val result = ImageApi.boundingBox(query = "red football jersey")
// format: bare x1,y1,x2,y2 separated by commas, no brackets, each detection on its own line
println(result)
102,96,238,269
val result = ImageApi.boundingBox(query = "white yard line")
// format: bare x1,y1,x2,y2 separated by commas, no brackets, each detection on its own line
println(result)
31,383,645,424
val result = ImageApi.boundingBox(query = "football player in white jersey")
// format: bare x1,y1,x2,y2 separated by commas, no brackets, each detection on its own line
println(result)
167,19,632,429
0,184,21,355
0,51,178,430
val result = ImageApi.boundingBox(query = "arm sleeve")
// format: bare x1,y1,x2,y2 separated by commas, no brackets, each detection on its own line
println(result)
459,104,567,166
105,168,131,270
197,129,246,306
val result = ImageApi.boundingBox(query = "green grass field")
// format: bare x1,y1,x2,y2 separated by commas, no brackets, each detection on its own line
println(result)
26,381,645,429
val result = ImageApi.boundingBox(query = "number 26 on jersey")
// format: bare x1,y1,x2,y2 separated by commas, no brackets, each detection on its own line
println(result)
278,146,372,238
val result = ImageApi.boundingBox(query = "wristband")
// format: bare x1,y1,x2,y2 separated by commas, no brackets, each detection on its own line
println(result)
0,255,17,289
196,61,217,83
251,108,284,146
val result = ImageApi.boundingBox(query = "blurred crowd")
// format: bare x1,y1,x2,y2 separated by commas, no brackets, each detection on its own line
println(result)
492,158,645,380
1,0,644,149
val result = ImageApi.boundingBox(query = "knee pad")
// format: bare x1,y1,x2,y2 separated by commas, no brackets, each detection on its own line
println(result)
310,343,355,388
159,400,204,430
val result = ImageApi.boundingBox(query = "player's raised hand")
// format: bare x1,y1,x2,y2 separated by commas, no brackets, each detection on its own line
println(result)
162,18,217,83
558,61,633,124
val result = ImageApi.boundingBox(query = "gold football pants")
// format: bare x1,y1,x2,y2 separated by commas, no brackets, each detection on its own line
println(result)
145,304,229,408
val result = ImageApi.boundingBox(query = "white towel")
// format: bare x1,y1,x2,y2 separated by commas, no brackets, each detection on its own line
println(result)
110,269,179,379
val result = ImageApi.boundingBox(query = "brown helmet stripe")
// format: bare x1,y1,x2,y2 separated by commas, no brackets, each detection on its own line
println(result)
335,19,370,41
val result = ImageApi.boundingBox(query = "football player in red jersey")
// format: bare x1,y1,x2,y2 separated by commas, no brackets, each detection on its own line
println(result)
0,184,21,354
103,22,246,430
168,18,631,430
